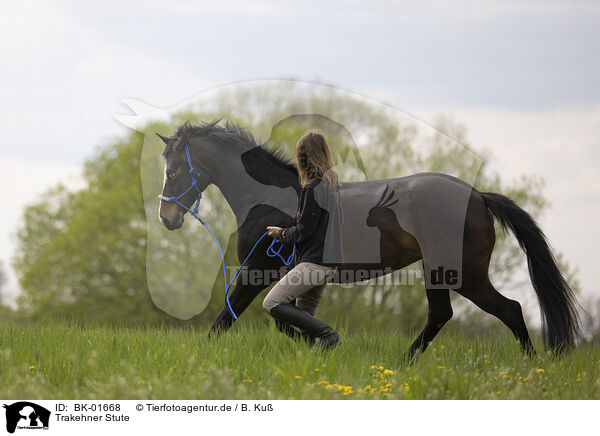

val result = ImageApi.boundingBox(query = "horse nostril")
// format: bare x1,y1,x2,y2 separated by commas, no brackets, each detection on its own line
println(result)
160,215,170,227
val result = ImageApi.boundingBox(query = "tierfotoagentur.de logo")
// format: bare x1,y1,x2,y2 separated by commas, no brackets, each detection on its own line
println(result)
3,402,50,433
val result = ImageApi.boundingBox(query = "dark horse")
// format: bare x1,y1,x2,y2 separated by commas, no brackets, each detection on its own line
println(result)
157,119,581,359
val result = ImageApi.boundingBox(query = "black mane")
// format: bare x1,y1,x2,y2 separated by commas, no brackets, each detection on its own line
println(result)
163,119,297,175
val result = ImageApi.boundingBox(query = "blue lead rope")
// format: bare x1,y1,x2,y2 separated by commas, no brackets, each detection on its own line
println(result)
159,144,295,320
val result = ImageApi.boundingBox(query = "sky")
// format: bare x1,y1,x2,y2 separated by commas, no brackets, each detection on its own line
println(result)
1,0,599,319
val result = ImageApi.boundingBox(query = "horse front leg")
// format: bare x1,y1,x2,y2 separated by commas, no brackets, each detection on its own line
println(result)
210,307,236,335
209,265,281,336
208,284,265,336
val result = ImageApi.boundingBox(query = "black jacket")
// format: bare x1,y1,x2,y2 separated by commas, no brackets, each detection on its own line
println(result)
280,178,343,266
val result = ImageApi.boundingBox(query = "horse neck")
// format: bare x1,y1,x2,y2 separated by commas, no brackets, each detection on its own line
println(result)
190,136,299,226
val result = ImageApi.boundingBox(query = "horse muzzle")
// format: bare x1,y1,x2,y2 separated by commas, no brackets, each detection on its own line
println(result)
160,212,183,230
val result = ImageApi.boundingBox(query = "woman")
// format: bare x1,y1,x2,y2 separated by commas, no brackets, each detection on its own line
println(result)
264,130,343,351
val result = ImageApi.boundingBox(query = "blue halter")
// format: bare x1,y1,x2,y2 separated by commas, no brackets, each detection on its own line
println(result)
158,145,204,218
158,144,295,320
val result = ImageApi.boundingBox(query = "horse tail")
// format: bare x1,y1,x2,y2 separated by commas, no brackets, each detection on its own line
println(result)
480,192,581,352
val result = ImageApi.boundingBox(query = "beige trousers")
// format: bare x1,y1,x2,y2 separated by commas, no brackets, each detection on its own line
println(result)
262,262,335,315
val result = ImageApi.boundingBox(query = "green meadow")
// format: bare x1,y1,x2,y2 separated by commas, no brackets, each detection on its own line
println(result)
1,322,598,400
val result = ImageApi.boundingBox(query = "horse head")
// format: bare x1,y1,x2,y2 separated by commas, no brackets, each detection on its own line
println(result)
156,127,212,230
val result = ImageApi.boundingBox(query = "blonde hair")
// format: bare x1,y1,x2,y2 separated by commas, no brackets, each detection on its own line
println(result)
296,130,339,193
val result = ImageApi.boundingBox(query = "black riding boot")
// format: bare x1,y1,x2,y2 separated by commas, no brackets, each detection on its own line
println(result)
270,303,340,351
275,318,315,346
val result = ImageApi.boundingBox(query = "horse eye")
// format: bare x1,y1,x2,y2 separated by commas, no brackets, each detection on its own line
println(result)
167,171,176,179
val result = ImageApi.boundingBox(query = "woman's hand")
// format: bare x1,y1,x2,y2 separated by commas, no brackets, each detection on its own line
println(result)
266,226,282,238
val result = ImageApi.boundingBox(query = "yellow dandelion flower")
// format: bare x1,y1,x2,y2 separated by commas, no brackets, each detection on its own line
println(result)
536,368,545,374
383,369,394,375
378,365,384,370
29,365,36,369
295,375,302,379
314,368,321,372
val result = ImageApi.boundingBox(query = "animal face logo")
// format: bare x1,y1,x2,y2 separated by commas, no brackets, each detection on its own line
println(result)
366,184,399,228
3,402,50,434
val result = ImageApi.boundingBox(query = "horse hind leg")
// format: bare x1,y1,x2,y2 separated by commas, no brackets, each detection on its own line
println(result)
457,279,534,355
405,288,453,362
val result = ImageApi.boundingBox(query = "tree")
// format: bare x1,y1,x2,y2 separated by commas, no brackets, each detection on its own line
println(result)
12,82,579,334
13,134,166,323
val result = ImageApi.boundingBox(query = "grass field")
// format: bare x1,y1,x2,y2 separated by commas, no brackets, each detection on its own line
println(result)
1,322,599,399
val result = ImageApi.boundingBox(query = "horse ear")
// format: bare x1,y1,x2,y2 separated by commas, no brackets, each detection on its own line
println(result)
156,133,170,144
